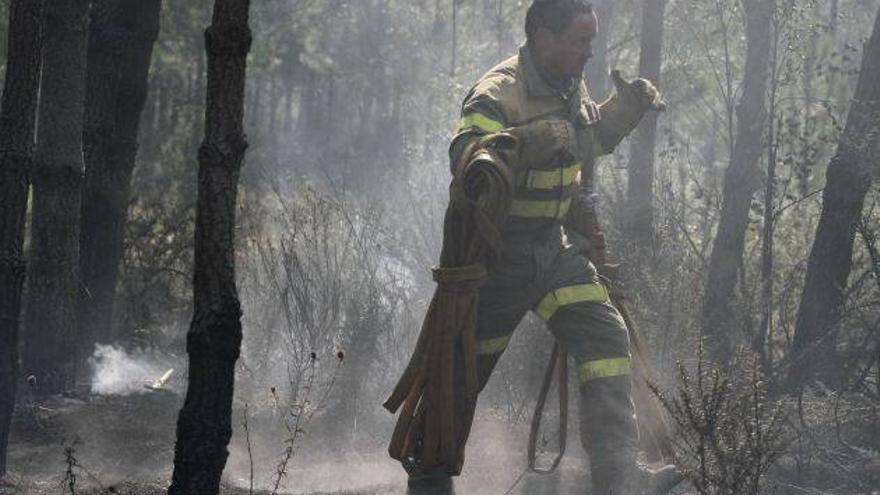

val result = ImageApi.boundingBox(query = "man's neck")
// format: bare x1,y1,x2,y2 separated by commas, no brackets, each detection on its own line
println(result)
528,45,575,94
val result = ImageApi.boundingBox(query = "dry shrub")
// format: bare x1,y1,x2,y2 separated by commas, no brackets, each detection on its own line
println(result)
654,350,791,495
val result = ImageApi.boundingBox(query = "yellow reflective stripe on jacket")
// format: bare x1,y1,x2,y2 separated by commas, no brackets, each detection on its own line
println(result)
577,357,632,384
535,282,609,321
476,334,512,355
525,163,581,190
456,113,505,134
509,197,572,219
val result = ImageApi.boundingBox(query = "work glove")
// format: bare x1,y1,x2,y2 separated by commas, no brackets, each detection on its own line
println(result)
505,118,577,170
612,70,665,115
596,70,665,151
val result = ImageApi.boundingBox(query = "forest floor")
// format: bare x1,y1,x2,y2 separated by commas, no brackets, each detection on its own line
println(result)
2,390,603,495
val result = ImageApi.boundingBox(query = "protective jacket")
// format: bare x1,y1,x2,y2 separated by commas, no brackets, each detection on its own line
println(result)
450,46,626,238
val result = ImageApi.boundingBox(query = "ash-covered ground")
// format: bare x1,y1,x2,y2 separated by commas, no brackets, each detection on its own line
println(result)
3,346,595,495
3,392,593,495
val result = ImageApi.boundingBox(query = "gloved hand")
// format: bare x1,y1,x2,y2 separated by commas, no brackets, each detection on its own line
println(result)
595,71,665,151
505,118,576,170
611,70,665,115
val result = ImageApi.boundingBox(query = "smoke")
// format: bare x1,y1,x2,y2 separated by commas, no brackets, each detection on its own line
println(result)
88,344,179,396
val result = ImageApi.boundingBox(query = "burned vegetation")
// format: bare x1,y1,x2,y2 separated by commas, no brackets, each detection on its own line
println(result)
1,0,879,494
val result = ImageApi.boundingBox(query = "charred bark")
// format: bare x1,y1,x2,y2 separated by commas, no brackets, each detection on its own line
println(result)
0,0,45,477
789,8,880,390
625,0,666,255
700,0,774,365
79,0,161,349
168,0,251,493
21,0,90,396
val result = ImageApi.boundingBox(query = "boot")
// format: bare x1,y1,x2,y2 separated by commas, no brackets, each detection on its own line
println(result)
591,453,638,494
579,376,641,494
407,472,455,495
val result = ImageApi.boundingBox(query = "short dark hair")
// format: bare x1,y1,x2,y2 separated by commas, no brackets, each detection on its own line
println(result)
525,0,593,42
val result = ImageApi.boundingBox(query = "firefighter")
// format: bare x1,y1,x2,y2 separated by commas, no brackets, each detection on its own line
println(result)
407,1,680,493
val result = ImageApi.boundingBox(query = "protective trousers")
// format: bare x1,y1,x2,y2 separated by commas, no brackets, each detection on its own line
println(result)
464,229,638,493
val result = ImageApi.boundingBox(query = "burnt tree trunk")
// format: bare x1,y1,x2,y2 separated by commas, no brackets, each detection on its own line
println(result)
625,0,666,255
79,0,161,349
0,0,45,477
21,0,90,396
789,8,880,390
168,0,252,493
700,0,774,365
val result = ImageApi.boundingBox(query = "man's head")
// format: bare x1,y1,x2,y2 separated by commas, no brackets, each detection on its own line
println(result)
525,0,596,82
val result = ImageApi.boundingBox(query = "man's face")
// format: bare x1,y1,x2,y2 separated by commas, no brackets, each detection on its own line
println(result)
538,12,598,81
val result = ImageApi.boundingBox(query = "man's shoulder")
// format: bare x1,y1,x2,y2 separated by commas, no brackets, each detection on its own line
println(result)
485,54,521,81
464,54,522,107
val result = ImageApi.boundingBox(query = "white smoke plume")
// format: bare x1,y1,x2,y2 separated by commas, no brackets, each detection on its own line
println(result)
89,344,179,396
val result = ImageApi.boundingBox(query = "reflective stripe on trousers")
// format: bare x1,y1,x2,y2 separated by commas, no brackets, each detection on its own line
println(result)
475,281,612,356
535,282,609,321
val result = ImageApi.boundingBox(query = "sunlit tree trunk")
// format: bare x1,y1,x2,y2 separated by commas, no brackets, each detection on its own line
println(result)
168,0,251,492
789,8,880,390
22,0,90,396
0,0,45,477
79,0,162,350
625,0,666,256
699,0,774,365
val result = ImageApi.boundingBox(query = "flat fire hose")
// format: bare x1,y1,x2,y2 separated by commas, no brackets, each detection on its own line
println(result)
612,292,675,462
528,343,568,474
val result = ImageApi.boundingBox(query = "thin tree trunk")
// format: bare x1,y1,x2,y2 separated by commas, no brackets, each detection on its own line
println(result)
0,0,45,477
625,0,666,256
451,0,457,79
268,78,278,141
788,8,880,390
803,2,819,107
830,0,838,33
759,21,781,375
22,0,90,396
496,0,503,60
285,85,296,134
298,71,317,142
79,0,161,349
700,0,774,365
586,0,613,100
168,0,251,492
